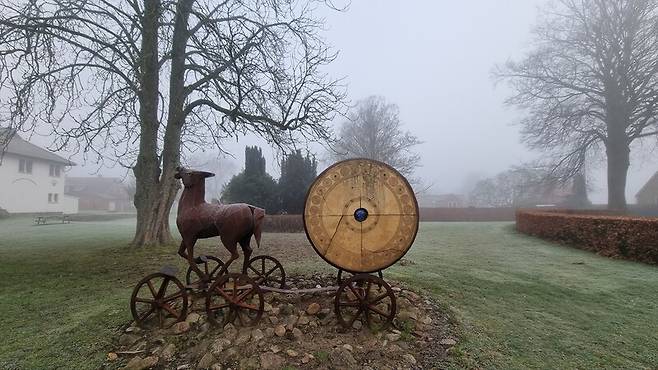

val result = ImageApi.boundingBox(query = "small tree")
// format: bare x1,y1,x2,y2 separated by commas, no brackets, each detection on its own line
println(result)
222,146,279,213
331,96,421,177
278,150,317,213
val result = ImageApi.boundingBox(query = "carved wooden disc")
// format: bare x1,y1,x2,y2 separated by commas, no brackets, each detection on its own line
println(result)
303,159,419,273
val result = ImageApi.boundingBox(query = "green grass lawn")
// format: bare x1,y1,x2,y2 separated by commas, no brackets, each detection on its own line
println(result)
0,217,656,369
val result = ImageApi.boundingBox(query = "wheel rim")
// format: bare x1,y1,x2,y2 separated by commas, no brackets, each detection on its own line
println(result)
247,256,285,288
206,273,264,327
335,273,396,331
130,273,188,329
185,255,224,287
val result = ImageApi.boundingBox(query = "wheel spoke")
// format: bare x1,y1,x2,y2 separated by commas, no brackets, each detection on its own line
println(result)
135,297,154,304
367,304,391,318
264,265,279,277
214,286,234,302
204,262,209,275
161,303,180,319
347,284,363,303
146,280,158,297
236,301,259,311
371,292,390,303
138,307,155,322
158,308,164,327
209,302,230,311
339,300,360,307
156,277,170,298
210,263,223,277
236,286,257,302
261,258,265,275
163,291,184,302
248,265,262,276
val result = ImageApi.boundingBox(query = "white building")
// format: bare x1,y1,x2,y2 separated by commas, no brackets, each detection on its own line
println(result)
0,130,78,214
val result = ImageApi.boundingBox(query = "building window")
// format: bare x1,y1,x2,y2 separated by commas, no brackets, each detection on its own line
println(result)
48,193,59,204
19,159,33,174
49,164,61,177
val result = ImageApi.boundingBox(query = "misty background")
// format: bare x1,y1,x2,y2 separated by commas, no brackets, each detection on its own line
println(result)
43,0,655,203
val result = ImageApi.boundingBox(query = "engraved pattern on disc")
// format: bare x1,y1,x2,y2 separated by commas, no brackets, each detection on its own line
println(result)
303,159,419,273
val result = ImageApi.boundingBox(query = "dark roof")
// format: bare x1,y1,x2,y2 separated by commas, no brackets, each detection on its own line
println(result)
1,128,75,166
65,176,130,200
637,171,658,197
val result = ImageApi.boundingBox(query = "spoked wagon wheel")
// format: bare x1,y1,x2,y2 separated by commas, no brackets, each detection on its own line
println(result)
185,255,224,288
335,273,396,331
206,273,264,327
336,269,383,285
130,272,188,329
246,255,286,289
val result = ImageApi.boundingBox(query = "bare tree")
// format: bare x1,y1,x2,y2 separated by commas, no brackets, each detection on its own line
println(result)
0,0,345,245
469,167,559,207
331,95,421,177
495,0,658,210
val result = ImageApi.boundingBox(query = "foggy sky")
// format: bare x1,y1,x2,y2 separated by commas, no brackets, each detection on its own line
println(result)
66,0,657,204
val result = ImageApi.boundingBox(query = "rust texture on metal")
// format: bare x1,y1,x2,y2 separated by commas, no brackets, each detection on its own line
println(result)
334,273,397,330
174,167,266,285
130,272,189,329
247,255,286,289
303,158,419,273
206,273,264,327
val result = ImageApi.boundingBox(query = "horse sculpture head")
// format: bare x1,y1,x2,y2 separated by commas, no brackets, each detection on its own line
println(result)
174,166,215,188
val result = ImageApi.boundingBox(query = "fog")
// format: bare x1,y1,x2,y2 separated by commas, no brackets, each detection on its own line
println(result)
59,0,657,204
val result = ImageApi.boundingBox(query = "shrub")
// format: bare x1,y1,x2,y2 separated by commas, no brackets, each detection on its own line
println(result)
262,214,304,233
516,209,658,264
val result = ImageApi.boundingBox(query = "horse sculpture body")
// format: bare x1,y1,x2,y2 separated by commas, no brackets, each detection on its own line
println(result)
174,167,265,284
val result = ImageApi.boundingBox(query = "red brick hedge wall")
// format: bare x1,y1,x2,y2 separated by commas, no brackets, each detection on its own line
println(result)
516,209,658,265
264,207,518,233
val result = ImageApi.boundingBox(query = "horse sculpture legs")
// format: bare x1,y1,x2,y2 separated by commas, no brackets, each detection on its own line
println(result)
178,237,211,287
178,234,254,286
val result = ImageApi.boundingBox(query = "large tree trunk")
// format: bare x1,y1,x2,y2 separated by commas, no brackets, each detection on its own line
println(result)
606,139,630,211
132,0,193,246
132,0,173,246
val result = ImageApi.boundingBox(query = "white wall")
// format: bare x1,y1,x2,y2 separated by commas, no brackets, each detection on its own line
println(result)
0,153,77,213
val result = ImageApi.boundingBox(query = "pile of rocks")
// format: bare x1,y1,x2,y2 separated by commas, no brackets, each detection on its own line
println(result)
104,274,456,370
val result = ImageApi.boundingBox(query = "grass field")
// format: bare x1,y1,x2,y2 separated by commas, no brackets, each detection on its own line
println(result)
0,217,657,369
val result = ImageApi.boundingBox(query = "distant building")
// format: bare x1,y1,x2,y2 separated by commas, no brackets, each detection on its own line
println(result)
417,193,466,208
65,176,134,212
0,129,78,214
636,171,658,206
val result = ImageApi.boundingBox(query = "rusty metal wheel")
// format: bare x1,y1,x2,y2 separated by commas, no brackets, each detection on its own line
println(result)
335,273,396,331
246,255,286,289
130,272,188,329
206,273,264,327
185,255,224,288
336,269,383,286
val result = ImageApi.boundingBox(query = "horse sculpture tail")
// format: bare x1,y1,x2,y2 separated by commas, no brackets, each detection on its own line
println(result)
249,206,266,247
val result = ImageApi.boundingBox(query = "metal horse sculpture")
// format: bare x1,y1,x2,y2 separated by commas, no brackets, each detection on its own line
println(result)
174,167,265,285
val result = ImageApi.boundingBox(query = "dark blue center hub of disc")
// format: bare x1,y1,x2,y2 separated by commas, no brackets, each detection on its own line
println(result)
354,208,369,222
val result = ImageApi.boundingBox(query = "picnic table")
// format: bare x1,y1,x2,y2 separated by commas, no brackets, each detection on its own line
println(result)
34,214,71,225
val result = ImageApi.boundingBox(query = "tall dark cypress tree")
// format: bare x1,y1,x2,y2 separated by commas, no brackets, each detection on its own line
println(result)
278,150,317,213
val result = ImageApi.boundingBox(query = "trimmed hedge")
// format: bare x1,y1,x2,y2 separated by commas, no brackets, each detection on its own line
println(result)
262,214,304,233
516,209,658,265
